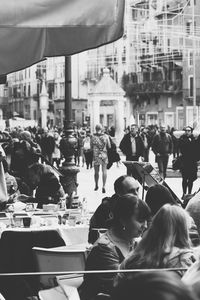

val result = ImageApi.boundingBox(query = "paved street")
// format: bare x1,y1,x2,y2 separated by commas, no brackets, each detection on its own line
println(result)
77,152,200,213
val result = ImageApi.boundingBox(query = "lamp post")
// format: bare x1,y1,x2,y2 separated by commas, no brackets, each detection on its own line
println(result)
59,56,79,204
192,0,197,125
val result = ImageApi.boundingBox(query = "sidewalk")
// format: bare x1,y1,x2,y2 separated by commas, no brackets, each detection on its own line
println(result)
76,153,200,213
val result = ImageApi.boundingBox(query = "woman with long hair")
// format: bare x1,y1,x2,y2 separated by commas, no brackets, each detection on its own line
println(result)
120,204,196,275
145,184,200,247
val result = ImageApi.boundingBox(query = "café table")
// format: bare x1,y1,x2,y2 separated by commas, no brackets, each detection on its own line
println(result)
0,211,89,299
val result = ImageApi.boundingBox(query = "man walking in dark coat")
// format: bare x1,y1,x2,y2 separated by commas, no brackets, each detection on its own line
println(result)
119,124,144,181
178,126,198,197
39,128,55,164
151,125,173,179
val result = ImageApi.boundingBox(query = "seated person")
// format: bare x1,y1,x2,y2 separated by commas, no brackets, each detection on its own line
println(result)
2,159,18,197
26,163,65,208
10,130,41,179
88,175,140,244
120,204,196,277
79,194,151,300
145,184,200,247
112,271,197,300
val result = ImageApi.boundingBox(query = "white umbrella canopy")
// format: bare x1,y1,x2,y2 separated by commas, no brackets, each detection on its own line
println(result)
0,0,125,75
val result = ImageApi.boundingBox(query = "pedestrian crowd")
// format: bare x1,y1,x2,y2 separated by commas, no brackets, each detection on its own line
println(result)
119,124,200,200
0,123,200,300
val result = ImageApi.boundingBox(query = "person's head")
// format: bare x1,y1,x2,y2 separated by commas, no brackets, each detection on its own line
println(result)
130,124,138,137
150,204,190,249
108,194,151,240
86,130,91,137
160,125,166,134
184,126,193,137
95,124,103,134
20,130,32,142
112,271,197,300
141,126,148,134
145,184,177,216
124,204,191,269
114,175,140,196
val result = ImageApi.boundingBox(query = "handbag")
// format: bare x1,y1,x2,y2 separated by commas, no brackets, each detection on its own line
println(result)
172,156,183,171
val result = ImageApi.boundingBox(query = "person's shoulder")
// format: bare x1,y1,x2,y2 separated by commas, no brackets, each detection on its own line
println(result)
95,233,115,250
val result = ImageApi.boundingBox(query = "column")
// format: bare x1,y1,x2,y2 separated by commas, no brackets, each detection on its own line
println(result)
39,81,49,129
90,98,100,133
115,98,125,146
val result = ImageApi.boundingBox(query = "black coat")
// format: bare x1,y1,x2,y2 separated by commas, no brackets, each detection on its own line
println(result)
119,133,144,160
178,134,198,180
151,132,173,156
35,172,62,208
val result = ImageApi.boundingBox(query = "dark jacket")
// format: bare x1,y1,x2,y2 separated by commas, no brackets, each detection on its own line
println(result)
10,140,40,178
119,133,144,160
178,134,198,180
40,134,55,156
34,173,63,208
151,132,173,156
79,232,124,300
178,134,197,162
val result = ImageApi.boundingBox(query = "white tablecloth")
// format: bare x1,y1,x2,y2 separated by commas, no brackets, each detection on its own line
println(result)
57,225,89,245
0,223,89,245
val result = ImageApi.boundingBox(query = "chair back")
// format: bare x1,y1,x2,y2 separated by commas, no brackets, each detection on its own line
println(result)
33,246,87,289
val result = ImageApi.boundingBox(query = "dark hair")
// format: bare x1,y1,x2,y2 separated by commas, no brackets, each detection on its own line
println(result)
112,271,197,300
184,126,193,132
114,175,128,194
2,159,8,173
145,184,177,216
108,194,151,228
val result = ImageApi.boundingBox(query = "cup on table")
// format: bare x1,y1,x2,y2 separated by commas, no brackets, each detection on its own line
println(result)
13,217,23,227
23,217,32,228
25,203,37,212
68,215,77,226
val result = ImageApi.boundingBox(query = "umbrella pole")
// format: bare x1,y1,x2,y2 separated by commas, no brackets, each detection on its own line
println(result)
59,56,79,207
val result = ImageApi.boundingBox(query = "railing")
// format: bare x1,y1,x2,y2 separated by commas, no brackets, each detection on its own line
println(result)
127,80,182,94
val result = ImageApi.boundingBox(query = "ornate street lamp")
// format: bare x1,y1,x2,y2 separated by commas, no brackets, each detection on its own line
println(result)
59,57,79,204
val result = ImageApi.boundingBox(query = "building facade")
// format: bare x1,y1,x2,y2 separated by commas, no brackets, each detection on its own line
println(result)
1,0,200,131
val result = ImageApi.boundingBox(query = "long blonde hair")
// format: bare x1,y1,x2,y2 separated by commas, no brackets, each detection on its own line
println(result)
124,204,191,269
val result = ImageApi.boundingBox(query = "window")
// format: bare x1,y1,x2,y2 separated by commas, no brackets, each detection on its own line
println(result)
34,110,37,120
28,84,30,97
132,9,137,21
188,51,194,66
37,82,40,95
167,97,172,108
186,22,192,36
189,76,194,97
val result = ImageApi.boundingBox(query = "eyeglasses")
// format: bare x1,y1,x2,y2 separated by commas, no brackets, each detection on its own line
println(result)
185,130,191,132
127,187,140,194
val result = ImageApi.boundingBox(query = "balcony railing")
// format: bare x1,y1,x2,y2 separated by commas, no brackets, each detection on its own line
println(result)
155,0,188,18
128,80,182,94
140,50,183,65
